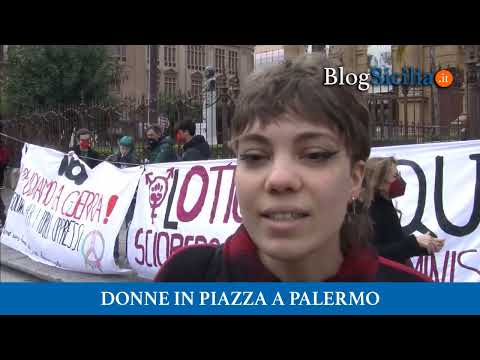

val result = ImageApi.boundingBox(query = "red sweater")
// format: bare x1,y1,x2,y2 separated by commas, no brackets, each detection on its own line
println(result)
155,225,431,282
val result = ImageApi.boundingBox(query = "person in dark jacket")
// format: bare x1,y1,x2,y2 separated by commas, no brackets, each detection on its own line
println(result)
106,136,139,263
0,139,10,189
0,193,6,227
361,156,444,265
146,125,177,164
155,53,430,282
69,128,102,169
106,135,139,168
175,120,211,161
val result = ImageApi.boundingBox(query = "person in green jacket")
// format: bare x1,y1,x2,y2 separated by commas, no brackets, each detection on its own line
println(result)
145,125,178,163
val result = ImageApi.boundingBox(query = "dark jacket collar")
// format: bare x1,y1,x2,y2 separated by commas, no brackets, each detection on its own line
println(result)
183,135,206,149
223,225,379,282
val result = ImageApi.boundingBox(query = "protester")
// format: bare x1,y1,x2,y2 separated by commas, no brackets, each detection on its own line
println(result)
155,53,431,282
175,119,211,161
145,125,177,163
106,135,139,168
0,138,10,189
106,136,139,262
69,128,102,168
0,195,5,228
360,156,444,265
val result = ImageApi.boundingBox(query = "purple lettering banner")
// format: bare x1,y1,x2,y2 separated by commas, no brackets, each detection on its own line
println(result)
128,159,242,279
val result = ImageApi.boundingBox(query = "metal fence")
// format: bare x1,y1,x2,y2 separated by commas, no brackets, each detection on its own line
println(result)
367,64,467,147
0,93,236,166
0,75,470,166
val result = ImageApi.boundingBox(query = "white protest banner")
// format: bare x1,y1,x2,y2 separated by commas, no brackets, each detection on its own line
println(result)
128,159,241,279
1,143,143,274
129,140,480,282
372,140,480,282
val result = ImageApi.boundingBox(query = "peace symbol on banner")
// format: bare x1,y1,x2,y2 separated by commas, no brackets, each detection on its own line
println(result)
81,230,105,272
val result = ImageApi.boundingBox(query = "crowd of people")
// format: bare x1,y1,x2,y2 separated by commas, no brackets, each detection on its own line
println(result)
0,119,212,262
63,120,212,263
0,52,447,282
67,119,212,170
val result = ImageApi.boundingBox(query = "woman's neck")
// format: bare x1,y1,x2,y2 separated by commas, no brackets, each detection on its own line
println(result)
257,237,344,282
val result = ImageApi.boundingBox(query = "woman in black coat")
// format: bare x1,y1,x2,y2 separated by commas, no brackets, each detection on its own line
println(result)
361,157,444,265
106,136,139,262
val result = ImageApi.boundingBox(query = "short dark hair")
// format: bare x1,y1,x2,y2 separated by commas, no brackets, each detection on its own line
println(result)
231,53,370,165
230,53,373,253
76,128,91,138
175,120,196,136
147,125,163,136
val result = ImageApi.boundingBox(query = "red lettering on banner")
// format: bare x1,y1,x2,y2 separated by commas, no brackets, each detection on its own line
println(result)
184,235,195,247
209,163,236,223
451,251,456,282
153,232,158,267
62,191,80,217
413,249,480,282
72,191,93,220
157,232,170,266
133,229,221,268
103,195,118,224
177,166,209,222
32,177,47,203
223,168,236,223
41,180,57,207
21,167,30,182
441,251,450,283
458,250,480,277
85,193,100,221
144,230,153,267
134,228,145,265
51,185,65,213
414,255,423,273
232,190,242,223
195,235,207,246
23,172,39,196
92,194,103,223
58,190,104,223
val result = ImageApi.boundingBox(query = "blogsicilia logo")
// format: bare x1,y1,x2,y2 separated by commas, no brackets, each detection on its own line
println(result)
324,67,454,91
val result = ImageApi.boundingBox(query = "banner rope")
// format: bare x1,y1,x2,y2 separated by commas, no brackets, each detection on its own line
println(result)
0,131,148,168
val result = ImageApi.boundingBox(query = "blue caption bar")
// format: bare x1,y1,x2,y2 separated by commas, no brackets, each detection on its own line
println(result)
0,283,479,315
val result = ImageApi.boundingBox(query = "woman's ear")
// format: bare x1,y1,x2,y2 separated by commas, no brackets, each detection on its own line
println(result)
351,160,365,198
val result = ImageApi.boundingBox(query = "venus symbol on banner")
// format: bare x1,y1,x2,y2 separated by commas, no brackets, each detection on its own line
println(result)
145,167,175,224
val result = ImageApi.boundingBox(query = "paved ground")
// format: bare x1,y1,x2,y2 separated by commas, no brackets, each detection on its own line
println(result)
0,181,149,282
0,264,43,282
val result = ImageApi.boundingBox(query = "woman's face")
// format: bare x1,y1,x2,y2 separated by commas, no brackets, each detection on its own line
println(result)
234,113,365,262
379,164,398,197
119,145,130,157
